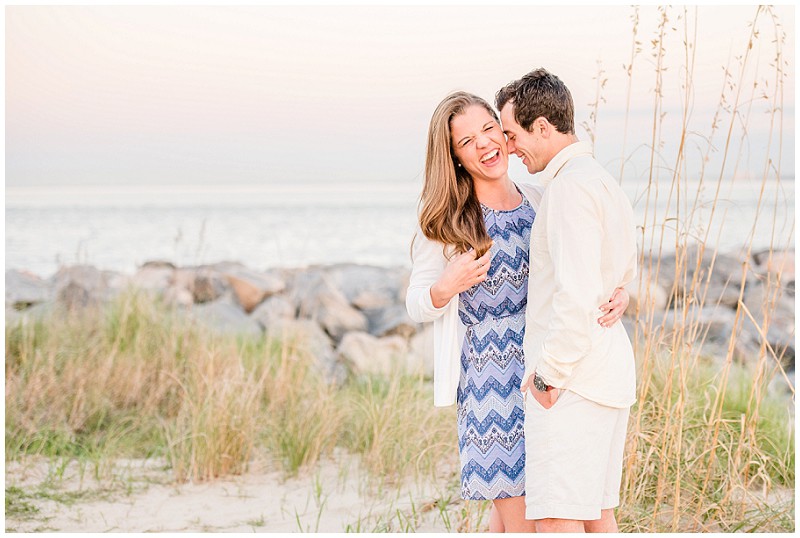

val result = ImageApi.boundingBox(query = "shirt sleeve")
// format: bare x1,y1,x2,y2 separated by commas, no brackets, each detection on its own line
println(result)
536,178,604,388
406,229,451,323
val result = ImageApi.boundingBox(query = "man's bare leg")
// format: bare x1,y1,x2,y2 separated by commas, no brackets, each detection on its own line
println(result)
583,509,618,533
535,518,584,533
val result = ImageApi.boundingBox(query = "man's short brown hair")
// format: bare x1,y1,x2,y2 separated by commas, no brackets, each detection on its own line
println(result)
495,68,574,135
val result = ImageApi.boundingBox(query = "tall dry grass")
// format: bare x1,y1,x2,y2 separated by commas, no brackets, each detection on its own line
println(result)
5,289,455,487
611,5,794,532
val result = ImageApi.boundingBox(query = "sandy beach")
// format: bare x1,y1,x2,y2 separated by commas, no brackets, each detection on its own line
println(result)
6,450,470,533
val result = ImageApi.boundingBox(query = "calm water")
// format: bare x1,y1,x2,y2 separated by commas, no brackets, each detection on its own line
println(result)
6,180,794,278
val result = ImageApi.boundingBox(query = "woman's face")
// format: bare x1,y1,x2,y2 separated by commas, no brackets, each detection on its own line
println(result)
450,105,509,183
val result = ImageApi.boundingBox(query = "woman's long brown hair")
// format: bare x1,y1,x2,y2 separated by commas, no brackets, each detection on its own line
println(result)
419,92,494,259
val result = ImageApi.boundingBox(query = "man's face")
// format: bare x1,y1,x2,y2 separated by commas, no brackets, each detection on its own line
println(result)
500,103,545,174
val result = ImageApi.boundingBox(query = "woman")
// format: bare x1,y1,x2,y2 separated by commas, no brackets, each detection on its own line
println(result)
405,92,628,532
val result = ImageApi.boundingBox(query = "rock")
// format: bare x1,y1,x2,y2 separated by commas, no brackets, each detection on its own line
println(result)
5,269,52,310
5,302,56,328
653,299,794,368
623,279,668,315
251,295,296,330
662,304,738,344
325,264,408,310
290,271,368,341
188,294,262,336
742,278,794,334
106,273,133,296
752,249,794,286
226,272,285,313
52,265,111,310
203,264,286,313
166,268,229,306
364,304,420,338
264,318,341,383
408,325,435,378
131,265,174,293
335,331,413,377
5,307,22,327
768,369,795,397
192,270,229,303
163,286,195,308
657,245,750,309
765,326,794,366
21,302,57,323
141,260,176,269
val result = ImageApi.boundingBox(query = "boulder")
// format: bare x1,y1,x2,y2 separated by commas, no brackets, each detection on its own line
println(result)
6,269,52,310
742,277,794,331
335,331,413,377
251,295,296,330
408,324,435,378
264,318,342,383
188,294,262,336
657,246,749,309
623,278,668,316
213,265,286,313
5,307,22,327
752,249,794,286
290,271,368,341
364,304,420,338
141,260,176,270
167,268,229,306
106,272,134,297
163,285,195,308
52,265,112,310
650,304,739,361
325,264,408,310
5,302,56,328
192,270,229,304
131,264,174,294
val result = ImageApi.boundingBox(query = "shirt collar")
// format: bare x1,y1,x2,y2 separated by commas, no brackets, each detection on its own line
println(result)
537,141,593,188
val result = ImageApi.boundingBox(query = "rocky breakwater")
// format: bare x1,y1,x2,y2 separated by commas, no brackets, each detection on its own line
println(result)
623,246,795,392
5,246,794,391
5,261,433,385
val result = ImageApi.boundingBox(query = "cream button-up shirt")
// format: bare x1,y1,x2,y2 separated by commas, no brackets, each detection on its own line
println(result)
523,141,638,408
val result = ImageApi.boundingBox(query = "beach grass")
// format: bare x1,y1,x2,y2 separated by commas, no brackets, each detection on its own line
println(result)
5,284,793,531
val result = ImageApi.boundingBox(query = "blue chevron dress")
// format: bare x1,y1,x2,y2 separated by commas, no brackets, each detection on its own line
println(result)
456,194,535,500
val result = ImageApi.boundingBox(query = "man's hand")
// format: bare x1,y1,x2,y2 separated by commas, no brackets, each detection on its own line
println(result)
522,375,561,410
531,386,560,409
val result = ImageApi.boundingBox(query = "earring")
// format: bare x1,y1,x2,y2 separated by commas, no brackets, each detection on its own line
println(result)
457,163,462,167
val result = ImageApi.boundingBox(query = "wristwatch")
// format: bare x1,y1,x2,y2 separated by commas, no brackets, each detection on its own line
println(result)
532,372,552,392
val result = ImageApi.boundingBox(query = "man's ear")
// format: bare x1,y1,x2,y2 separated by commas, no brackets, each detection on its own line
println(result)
534,116,550,138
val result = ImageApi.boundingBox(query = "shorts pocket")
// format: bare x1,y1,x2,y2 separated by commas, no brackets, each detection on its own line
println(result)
526,388,564,412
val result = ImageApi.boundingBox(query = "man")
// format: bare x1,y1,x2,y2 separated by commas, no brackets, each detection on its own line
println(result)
495,68,638,533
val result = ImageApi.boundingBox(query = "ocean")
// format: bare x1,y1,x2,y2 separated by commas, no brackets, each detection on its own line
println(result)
5,179,795,279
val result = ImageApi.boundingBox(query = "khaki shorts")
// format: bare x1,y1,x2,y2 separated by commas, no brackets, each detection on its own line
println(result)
523,389,630,521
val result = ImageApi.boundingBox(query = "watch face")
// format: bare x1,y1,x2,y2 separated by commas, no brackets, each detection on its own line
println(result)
533,374,547,392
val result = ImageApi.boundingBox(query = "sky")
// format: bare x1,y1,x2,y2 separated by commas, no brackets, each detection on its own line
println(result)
5,5,795,191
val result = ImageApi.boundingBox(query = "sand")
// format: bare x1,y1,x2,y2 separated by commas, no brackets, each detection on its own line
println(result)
5,450,470,533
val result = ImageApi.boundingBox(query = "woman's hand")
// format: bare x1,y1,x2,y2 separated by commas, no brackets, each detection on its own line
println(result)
597,286,629,328
429,248,492,308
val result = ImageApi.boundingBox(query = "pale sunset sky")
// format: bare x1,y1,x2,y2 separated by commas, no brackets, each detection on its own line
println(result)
5,4,795,192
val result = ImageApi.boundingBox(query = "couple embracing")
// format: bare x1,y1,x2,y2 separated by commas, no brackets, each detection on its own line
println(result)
406,68,638,533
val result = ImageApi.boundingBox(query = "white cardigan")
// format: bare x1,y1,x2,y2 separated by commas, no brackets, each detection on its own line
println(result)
406,183,544,407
